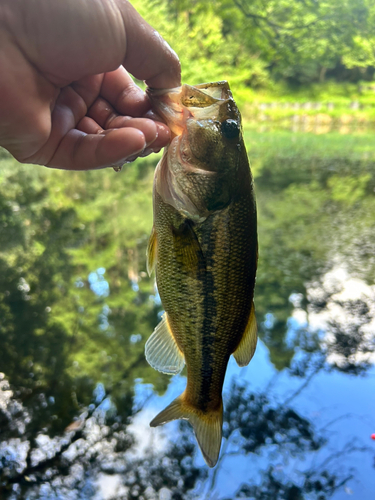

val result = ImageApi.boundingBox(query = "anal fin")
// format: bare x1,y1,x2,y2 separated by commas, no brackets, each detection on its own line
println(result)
233,302,257,367
145,313,185,374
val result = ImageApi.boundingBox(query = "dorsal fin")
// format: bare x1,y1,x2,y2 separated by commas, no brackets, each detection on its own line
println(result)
233,302,257,366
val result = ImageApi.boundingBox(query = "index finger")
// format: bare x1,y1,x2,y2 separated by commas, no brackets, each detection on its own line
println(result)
119,1,181,89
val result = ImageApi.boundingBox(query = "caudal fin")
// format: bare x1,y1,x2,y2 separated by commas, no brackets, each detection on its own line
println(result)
150,393,223,467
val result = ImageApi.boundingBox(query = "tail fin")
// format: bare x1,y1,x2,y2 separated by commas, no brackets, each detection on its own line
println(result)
150,393,223,468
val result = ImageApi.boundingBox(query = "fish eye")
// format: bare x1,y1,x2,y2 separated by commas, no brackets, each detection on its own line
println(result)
221,119,240,139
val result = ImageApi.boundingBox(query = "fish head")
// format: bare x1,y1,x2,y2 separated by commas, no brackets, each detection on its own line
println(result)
148,81,242,174
147,82,247,220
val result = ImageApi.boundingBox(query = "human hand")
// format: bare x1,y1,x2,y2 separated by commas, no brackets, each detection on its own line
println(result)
0,0,181,170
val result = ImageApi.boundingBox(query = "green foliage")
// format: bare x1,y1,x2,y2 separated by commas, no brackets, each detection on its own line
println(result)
342,35,375,69
2,128,375,382
245,132,375,368
132,0,375,90
0,154,171,437
132,0,269,88
328,173,372,205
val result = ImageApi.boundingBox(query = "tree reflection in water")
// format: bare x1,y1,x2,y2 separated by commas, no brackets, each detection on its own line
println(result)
1,133,375,498
1,371,372,499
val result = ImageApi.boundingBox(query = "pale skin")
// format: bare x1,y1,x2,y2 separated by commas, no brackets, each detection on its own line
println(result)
0,0,181,170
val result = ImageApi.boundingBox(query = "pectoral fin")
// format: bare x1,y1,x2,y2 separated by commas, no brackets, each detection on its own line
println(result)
147,226,157,276
145,313,185,374
172,219,204,271
233,302,257,367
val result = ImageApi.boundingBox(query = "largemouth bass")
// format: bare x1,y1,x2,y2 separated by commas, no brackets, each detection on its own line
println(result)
145,81,257,467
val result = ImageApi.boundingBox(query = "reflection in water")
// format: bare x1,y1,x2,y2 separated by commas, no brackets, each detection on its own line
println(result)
1,371,372,499
307,266,375,372
0,373,205,499
1,134,375,498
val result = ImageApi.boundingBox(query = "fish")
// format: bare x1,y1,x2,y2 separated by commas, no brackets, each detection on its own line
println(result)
145,81,257,467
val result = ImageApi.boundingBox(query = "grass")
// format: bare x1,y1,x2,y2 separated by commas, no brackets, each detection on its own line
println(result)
234,81,375,105
243,129,375,176
233,81,375,127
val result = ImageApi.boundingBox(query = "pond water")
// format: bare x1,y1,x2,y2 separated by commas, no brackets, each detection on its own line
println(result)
0,131,374,499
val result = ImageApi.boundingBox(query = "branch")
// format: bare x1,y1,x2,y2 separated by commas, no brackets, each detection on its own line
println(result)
306,444,374,478
283,356,325,406
319,413,372,433
232,0,330,32
0,430,84,490
233,0,282,30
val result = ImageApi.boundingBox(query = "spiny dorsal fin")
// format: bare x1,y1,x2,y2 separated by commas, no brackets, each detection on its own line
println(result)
150,393,223,468
145,313,185,374
146,226,157,276
233,302,257,367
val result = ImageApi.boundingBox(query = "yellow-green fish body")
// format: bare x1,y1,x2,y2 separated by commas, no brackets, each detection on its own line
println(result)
146,82,257,467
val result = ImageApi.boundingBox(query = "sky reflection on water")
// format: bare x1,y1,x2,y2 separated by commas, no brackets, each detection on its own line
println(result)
141,340,375,499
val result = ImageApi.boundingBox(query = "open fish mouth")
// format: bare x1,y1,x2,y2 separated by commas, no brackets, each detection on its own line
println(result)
147,81,235,137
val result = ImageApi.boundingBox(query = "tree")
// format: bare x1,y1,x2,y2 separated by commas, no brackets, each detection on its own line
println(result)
157,0,375,85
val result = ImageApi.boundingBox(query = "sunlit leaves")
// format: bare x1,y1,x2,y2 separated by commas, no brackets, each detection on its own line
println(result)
146,0,375,86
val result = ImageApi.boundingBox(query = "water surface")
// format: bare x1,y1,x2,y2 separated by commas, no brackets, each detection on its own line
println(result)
0,132,374,499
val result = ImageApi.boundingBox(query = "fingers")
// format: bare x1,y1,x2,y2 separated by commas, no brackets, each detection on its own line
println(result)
96,68,171,148
45,85,169,170
85,94,170,150
74,67,171,147
0,0,178,173
71,74,105,110
5,0,127,86
78,114,170,154
22,69,171,169
47,128,148,171
100,67,151,117
0,30,59,161
117,0,181,89
45,107,167,170
23,85,88,166
108,118,170,153
8,0,180,89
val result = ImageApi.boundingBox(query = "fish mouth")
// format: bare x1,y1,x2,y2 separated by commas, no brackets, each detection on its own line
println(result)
147,81,234,138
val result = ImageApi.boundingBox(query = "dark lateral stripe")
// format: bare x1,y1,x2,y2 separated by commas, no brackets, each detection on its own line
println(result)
197,215,216,411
